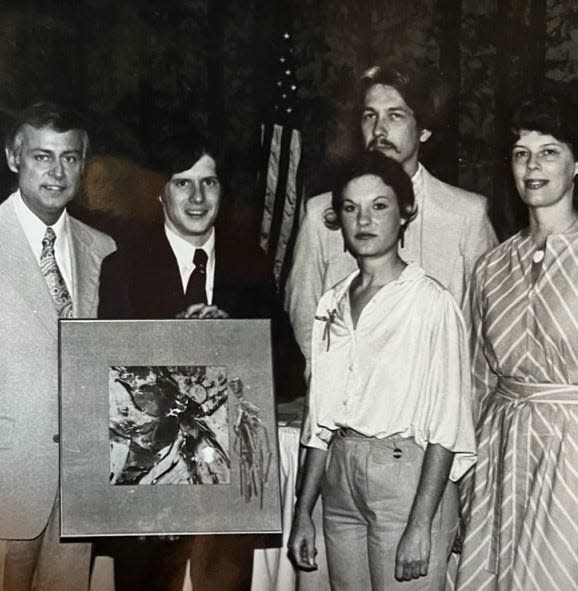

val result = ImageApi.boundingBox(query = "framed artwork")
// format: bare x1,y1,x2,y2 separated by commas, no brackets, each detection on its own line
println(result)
59,319,281,537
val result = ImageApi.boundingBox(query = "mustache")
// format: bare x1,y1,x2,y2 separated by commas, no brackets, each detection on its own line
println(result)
368,137,400,153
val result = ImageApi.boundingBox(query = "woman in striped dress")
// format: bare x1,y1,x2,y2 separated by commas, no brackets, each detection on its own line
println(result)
456,92,578,590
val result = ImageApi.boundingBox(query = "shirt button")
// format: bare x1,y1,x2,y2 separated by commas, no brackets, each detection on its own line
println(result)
53,434,60,443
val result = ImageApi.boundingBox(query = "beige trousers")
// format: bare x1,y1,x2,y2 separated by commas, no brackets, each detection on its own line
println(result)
322,433,458,591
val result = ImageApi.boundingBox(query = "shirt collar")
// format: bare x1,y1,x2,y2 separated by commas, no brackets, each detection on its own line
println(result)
164,224,216,268
411,163,425,206
331,262,425,305
13,189,69,249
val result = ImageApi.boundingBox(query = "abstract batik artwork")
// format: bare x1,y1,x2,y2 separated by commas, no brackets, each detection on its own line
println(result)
109,365,230,485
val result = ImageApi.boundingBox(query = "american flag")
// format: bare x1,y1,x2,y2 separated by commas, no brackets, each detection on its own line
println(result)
257,23,303,296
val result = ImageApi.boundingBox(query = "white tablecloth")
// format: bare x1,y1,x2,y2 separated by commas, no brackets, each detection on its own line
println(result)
251,424,330,591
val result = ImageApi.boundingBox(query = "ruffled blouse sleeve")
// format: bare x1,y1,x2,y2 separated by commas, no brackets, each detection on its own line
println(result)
300,288,338,450
419,290,477,481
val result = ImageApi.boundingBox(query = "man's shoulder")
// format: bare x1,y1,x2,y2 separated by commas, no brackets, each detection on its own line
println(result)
217,230,269,276
101,224,165,268
304,191,333,216
0,192,17,218
301,191,340,234
424,169,488,216
69,216,116,257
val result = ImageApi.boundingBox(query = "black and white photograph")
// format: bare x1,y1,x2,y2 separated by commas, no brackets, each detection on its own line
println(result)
1,1,578,591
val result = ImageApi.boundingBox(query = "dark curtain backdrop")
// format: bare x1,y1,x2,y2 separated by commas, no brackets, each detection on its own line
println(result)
1,0,577,241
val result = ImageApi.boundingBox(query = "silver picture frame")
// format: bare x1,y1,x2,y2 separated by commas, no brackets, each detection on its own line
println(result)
59,319,281,537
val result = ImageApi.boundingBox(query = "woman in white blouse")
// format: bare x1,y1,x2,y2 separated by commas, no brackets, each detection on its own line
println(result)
288,152,476,590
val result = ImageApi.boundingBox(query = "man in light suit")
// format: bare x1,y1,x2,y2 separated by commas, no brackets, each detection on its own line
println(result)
0,103,116,591
285,62,497,372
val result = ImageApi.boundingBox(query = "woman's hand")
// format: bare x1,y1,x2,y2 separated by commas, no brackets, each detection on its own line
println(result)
395,521,431,581
394,442,454,581
176,303,229,319
288,447,326,571
288,512,318,571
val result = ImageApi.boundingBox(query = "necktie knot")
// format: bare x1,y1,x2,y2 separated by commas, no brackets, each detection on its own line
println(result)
43,227,56,248
193,248,208,273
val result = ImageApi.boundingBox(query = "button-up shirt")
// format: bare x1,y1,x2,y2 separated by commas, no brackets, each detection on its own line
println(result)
13,190,73,292
165,225,216,304
302,262,477,481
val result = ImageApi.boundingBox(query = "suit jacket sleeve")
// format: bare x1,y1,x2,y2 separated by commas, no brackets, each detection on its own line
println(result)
217,240,305,401
460,202,497,307
283,199,327,376
98,251,131,319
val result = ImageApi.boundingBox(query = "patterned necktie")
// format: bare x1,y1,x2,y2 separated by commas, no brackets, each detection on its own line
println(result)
40,227,73,318
185,248,208,305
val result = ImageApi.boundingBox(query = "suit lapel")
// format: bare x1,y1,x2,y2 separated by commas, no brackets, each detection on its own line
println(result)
0,198,58,337
421,170,463,286
69,219,101,317
130,228,185,317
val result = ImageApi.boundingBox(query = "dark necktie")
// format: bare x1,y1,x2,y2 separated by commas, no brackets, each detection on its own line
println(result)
40,227,73,318
185,248,208,304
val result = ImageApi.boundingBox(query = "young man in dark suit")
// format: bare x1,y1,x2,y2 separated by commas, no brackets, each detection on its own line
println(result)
98,132,303,591
99,134,279,322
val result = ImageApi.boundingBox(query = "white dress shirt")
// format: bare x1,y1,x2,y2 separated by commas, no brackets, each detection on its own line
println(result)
13,190,73,293
164,225,216,304
302,262,477,482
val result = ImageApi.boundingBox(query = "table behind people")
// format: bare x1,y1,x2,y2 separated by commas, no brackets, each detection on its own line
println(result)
98,130,304,591
285,60,496,374
0,103,115,591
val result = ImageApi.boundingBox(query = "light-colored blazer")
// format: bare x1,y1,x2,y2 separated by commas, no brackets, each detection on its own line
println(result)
284,166,497,372
0,194,116,539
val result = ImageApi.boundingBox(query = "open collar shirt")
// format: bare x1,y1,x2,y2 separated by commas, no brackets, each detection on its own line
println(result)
302,262,476,481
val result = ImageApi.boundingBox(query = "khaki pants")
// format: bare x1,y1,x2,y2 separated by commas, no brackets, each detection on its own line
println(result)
322,432,458,591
